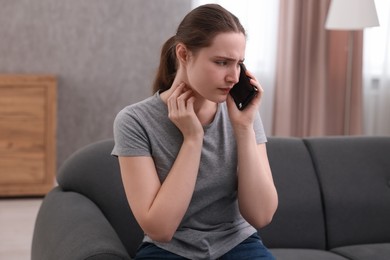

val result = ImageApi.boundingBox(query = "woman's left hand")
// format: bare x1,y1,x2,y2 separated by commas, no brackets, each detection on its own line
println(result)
226,70,264,130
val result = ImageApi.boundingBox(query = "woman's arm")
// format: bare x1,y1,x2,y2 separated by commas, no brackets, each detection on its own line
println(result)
234,128,278,228
119,138,202,242
227,71,278,228
118,84,204,243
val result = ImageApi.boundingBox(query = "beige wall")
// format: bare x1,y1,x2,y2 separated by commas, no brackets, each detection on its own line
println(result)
0,0,191,169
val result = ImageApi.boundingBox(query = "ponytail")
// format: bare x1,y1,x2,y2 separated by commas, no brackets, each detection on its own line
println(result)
152,36,177,93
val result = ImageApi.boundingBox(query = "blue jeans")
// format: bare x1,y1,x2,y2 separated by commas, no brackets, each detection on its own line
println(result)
134,233,275,260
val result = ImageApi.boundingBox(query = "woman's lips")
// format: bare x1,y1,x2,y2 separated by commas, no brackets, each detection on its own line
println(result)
218,88,231,94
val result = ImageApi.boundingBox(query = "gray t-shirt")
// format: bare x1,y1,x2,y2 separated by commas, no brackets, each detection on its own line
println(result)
112,92,267,260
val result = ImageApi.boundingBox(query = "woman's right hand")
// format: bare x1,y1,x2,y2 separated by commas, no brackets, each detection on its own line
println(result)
167,83,204,140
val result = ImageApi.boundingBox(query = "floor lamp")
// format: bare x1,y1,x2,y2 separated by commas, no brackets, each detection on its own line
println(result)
325,0,379,135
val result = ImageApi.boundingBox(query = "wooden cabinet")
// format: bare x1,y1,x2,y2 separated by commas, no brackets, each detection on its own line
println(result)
0,75,56,196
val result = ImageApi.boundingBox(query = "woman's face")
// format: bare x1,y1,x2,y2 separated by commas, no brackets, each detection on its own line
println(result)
185,32,246,104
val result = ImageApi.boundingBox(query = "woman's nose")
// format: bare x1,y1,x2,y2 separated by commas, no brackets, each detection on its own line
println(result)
227,66,240,84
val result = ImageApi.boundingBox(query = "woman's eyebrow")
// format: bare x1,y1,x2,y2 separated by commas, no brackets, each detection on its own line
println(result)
214,56,245,63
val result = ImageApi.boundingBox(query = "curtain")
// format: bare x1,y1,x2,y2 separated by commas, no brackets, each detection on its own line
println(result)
363,0,390,136
272,0,363,137
191,0,280,135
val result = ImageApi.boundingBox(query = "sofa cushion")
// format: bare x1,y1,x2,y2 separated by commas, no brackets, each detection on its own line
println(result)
271,248,348,260
332,243,390,260
260,137,326,249
304,137,390,249
57,139,144,257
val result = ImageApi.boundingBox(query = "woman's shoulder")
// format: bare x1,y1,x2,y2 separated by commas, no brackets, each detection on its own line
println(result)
117,92,165,117
121,92,158,110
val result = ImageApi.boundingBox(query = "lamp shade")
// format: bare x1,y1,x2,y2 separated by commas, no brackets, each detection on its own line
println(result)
325,0,379,30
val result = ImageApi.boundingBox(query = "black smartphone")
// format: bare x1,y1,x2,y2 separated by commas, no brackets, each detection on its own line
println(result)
229,63,258,110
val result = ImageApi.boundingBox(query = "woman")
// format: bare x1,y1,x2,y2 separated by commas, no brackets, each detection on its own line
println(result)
112,4,278,260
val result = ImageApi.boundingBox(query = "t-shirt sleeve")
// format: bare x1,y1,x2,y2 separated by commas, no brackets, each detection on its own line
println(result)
254,111,267,144
111,107,151,157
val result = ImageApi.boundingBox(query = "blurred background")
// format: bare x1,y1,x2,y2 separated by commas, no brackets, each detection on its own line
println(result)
0,0,389,176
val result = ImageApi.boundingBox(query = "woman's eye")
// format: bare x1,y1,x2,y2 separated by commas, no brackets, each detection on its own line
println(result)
215,61,227,66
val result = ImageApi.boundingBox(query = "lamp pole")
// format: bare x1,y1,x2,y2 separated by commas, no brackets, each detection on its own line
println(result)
344,31,354,135
325,0,379,135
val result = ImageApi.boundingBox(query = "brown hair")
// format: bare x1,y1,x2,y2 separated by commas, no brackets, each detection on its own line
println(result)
152,4,246,93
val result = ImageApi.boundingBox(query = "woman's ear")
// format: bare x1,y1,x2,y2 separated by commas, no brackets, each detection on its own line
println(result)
176,43,189,66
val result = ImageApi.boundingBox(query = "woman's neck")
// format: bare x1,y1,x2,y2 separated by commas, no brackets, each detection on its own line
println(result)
160,86,218,126
192,93,218,126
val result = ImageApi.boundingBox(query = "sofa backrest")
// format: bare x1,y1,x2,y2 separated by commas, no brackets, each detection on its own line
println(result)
304,136,390,249
57,139,143,258
260,137,327,249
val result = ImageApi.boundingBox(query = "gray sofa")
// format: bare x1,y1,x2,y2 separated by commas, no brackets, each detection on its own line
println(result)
31,137,390,260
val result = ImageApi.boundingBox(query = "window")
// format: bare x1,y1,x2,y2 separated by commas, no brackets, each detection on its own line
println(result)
363,0,390,135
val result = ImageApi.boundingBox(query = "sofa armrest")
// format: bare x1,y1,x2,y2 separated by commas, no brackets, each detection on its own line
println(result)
32,187,131,260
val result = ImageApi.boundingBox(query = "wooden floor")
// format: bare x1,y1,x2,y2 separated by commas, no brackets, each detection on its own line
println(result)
0,198,42,260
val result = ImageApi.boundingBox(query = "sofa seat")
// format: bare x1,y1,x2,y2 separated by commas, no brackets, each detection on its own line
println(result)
271,248,349,259
331,243,390,260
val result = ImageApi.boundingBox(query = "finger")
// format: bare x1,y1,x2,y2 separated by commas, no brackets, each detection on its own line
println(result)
186,96,195,112
167,95,177,119
168,91,180,115
171,82,186,96
244,70,262,90
168,83,185,112
245,69,255,79
170,82,185,92
250,87,263,108
250,78,264,93
177,89,193,110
